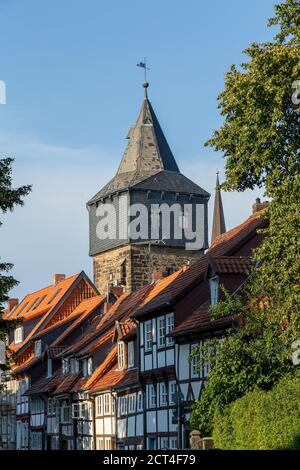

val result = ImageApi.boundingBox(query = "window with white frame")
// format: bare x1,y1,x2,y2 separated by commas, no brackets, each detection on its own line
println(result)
210,276,219,306
161,437,169,449
120,395,127,415
160,383,168,406
127,341,134,368
128,394,136,414
105,438,112,450
148,384,156,408
137,391,143,412
118,341,125,369
62,358,69,375
145,321,153,351
104,394,111,415
69,358,79,374
158,316,166,348
96,395,103,416
72,403,80,419
31,431,42,450
170,438,177,449
169,382,177,405
31,398,43,413
81,402,90,420
61,405,71,423
96,438,104,450
47,357,53,378
166,313,174,345
34,340,42,357
87,357,93,376
82,358,88,377
14,327,24,344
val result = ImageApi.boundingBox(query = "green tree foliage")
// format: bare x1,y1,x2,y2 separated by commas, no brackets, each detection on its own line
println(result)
0,158,31,340
191,0,300,436
213,374,300,450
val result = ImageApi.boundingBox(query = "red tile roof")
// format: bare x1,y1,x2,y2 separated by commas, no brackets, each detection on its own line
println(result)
6,274,80,321
7,273,83,355
85,346,118,390
133,210,267,317
210,256,253,274
90,365,138,393
53,373,82,395
173,301,236,337
49,295,106,347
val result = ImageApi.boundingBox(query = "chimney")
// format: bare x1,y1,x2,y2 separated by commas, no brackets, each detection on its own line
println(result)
7,298,19,313
152,271,164,282
252,198,269,214
52,274,66,286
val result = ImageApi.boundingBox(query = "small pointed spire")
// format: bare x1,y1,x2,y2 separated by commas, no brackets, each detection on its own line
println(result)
211,171,226,244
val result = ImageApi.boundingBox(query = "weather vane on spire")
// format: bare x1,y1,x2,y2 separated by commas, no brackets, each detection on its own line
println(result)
137,58,150,82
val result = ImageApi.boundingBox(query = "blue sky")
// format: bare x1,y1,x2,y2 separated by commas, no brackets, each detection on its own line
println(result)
0,0,277,299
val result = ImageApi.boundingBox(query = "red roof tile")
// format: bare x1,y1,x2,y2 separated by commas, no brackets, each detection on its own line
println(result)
133,210,267,317
210,256,253,274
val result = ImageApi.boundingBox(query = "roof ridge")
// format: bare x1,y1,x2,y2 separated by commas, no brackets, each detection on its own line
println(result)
16,273,80,299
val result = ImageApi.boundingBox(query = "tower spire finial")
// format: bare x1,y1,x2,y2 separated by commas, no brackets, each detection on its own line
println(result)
137,58,150,99
211,171,226,244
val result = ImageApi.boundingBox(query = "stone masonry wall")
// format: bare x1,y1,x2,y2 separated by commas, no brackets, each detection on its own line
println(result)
93,244,203,294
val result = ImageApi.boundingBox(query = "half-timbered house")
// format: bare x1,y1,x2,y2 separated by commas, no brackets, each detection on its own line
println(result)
1,271,100,449
131,202,268,449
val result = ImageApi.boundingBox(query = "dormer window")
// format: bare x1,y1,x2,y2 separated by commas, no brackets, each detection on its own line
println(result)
127,341,134,368
35,340,42,357
118,342,125,370
69,358,79,374
210,276,219,306
14,327,24,344
62,358,69,375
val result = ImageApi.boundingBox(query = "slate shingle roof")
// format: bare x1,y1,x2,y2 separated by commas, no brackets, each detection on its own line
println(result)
87,92,208,204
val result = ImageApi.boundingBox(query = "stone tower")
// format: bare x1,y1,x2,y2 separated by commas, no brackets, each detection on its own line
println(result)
87,82,210,293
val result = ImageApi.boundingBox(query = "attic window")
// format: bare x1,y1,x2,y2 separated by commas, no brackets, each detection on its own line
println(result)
32,295,47,310
47,288,62,305
118,342,125,370
14,327,24,344
27,298,39,312
210,276,219,306
16,301,29,317
35,340,42,357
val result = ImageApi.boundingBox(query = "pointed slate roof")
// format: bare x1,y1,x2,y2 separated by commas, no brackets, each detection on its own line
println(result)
88,83,208,204
211,172,226,244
